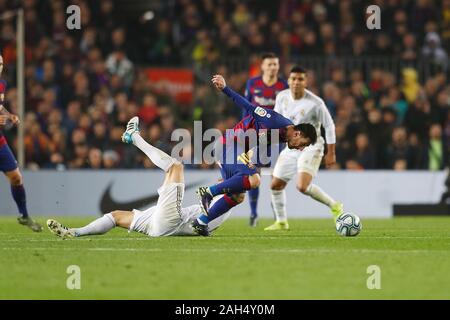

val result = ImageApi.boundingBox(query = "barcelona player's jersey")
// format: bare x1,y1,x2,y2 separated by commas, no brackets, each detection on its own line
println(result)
221,86,292,149
243,76,288,118
0,79,7,147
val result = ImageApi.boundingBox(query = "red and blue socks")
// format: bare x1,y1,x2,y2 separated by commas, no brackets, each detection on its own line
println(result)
248,187,259,218
208,175,251,197
197,194,239,225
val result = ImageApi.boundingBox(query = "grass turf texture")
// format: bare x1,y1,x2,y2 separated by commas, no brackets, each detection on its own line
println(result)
1,216,449,299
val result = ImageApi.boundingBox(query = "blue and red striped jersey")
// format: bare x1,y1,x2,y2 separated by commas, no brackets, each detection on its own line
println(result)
222,86,292,149
243,76,288,118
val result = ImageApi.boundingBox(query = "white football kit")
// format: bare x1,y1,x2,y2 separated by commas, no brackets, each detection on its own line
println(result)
129,182,229,237
273,89,336,181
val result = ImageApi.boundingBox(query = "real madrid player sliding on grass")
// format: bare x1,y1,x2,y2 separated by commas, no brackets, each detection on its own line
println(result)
47,117,230,238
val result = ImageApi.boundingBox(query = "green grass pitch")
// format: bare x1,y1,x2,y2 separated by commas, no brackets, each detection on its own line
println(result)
1,216,449,299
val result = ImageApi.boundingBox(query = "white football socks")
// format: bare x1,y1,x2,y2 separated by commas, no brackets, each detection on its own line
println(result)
305,184,336,208
271,189,288,223
132,133,176,172
73,213,116,236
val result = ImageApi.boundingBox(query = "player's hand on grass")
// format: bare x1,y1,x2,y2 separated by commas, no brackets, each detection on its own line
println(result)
212,74,226,90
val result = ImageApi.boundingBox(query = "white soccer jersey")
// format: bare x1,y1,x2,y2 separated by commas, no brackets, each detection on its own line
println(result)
274,89,336,144
129,183,229,237
131,203,229,237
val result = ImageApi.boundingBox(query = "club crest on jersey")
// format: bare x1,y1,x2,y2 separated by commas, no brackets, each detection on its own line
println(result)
254,107,268,117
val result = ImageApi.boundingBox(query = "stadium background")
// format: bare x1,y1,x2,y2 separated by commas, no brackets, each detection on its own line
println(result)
0,0,448,171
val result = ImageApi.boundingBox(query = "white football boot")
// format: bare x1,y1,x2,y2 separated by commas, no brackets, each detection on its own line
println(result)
121,116,140,144
47,219,76,239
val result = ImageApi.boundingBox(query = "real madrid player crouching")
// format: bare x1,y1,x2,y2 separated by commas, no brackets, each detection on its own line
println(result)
47,117,231,238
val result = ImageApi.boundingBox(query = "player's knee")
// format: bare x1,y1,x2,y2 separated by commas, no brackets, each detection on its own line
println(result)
9,171,22,186
296,183,309,194
110,211,122,224
168,161,183,174
249,174,261,189
231,193,245,204
172,161,183,171
271,179,286,191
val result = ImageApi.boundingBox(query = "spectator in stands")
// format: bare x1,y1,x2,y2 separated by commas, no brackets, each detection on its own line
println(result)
385,127,416,169
88,148,103,169
425,123,447,170
106,50,134,89
138,93,159,125
351,132,376,169
103,150,120,169
422,32,449,71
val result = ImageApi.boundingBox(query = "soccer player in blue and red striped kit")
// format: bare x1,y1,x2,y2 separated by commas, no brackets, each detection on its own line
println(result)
244,53,288,227
0,54,42,232
191,74,317,236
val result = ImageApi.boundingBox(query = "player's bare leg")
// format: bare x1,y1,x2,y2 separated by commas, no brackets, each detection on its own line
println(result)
265,177,290,231
110,210,134,229
297,172,343,221
5,168,42,232
162,161,184,186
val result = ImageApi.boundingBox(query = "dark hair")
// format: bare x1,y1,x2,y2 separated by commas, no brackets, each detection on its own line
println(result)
294,123,317,145
290,66,307,74
261,52,278,61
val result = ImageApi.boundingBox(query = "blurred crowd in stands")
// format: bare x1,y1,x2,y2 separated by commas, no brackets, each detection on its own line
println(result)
0,0,448,170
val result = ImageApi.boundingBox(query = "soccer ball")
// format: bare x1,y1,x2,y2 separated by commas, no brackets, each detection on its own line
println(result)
335,212,362,237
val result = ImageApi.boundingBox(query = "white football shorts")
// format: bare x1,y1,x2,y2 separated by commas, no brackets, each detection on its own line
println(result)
130,182,184,237
273,137,324,181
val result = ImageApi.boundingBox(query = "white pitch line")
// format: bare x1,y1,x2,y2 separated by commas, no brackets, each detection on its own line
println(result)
1,247,450,255
1,235,450,242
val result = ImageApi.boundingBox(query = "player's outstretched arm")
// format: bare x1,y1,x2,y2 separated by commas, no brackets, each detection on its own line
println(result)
212,74,256,114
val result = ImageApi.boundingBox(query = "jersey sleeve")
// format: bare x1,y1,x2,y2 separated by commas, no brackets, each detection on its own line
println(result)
242,80,253,118
255,107,293,129
318,100,336,144
244,79,252,102
223,86,256,114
